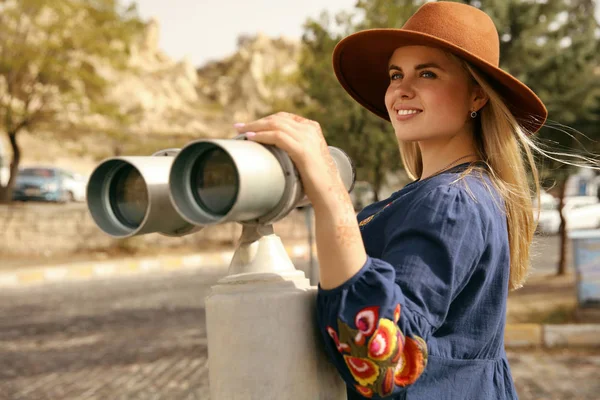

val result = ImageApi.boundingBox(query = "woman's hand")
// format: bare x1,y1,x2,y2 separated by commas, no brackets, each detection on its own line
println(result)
236,111,367,289
234,111,344,209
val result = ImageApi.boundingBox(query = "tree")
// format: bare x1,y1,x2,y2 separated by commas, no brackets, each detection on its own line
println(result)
0,0,144,203
463,0,600,275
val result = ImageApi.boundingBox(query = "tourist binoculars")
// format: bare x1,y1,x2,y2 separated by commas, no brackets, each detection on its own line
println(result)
86,135,355,238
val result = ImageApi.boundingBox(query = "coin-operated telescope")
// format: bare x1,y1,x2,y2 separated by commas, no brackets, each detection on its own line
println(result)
86,134,355,275
86,134,352,398
86,135,355,240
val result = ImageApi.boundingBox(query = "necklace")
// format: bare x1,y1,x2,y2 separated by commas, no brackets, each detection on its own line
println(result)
426,153,478,179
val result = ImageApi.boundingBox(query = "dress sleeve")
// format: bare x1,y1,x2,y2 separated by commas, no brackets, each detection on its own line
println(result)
316,185,488,398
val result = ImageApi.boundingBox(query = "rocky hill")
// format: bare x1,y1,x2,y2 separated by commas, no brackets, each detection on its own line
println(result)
8,19,302,175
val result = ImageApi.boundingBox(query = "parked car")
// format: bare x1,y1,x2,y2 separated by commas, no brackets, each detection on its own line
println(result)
61,169,87,202
11,166,87,203
536,195,600,235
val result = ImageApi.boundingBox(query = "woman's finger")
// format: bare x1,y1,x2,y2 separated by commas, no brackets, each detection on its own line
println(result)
274,111,309,124
235,115,299,138
245,130,304,161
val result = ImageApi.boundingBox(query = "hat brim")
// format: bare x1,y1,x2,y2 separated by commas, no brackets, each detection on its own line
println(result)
333,29,547,134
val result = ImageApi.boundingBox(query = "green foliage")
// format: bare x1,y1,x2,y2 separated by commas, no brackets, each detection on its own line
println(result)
0,0,144,201
459,0,600,183
0,0,143,134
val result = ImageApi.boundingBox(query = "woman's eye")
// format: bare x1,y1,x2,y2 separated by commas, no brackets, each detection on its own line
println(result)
390,72,402,81
420,70,437,78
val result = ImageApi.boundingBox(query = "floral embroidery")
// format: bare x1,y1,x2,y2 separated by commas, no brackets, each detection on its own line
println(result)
367,319,398,361
394,336,428,387
354,306,379,345
358,202,394,229
355,384,374,398
326,304,428,397
344,356,380,386
359,215,375,227
327,326,351,353
381,367,395,396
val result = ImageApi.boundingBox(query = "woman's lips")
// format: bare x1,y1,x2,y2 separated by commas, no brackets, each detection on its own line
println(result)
394,109,422,121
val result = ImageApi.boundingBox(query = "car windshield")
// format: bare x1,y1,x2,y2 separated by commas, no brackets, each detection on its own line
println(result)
19,168,56,178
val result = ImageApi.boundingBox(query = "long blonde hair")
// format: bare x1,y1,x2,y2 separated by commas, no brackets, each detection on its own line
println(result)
399,61,540,291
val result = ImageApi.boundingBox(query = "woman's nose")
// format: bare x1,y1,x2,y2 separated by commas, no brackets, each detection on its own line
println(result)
395,80,416,98
397,82,415,99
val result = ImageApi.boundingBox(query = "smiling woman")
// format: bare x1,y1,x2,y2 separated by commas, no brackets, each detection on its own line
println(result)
235,2,552,399
384,47,488,158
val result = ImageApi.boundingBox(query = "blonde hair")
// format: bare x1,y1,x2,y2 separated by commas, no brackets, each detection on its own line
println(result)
398,61,540,291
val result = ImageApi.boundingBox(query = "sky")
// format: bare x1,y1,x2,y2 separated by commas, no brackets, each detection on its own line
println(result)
133,0,600,68
132,0,357,67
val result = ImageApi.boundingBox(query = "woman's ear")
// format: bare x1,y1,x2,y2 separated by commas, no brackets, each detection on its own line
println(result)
471,86,489,112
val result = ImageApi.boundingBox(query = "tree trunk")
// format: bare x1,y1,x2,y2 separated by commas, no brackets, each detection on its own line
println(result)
0,131,21,204
372,166,383,203
557,179,568,276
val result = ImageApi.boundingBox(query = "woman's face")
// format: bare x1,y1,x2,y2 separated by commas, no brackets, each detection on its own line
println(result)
384,45,483,143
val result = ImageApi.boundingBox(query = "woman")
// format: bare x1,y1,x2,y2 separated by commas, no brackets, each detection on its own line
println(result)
235,2,546,399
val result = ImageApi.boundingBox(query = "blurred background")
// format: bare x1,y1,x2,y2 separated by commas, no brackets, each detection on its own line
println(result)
0,0,599,399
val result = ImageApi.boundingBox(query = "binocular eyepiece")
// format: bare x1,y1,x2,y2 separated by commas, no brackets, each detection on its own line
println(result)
86,136,355,238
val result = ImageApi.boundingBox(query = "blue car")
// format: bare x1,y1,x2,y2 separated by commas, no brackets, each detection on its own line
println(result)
12,167,76,203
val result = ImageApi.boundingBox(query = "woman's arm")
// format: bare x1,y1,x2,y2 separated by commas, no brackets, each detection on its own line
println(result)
234,112,367,289
310,178,367,289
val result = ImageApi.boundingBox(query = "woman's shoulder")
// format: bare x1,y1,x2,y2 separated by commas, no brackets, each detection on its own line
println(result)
396,166,505,223
357,165,505,230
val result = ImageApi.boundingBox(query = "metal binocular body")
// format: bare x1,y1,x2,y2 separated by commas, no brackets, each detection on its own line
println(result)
87,135,355,238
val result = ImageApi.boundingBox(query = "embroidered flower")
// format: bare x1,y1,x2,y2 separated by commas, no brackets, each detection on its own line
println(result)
343,355,380,386
354,306,379,345
327,326,350,353
359,202,394,228
358,215,375,227
328,303,428,397
394,336,428,387
367,319,398,361
380,367,395,396
391,329,406,363
354,384,374,398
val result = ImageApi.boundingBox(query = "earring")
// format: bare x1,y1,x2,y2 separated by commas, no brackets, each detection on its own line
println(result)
470,110,478,118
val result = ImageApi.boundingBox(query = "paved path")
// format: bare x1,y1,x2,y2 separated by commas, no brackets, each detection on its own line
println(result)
1,263,597,399
0,270,218,399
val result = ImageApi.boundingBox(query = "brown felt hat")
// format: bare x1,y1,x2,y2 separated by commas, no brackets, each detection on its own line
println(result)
332,1,548,133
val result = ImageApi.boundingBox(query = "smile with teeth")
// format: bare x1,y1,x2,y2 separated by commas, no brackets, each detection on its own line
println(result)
397,109,421,116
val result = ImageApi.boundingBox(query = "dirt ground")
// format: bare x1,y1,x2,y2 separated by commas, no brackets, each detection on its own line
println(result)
507,271,600,324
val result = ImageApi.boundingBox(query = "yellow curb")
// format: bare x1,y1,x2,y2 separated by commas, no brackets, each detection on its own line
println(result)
0,273,19,286
205,253,226,265
181,254,205,268
122,260,141,273
505,323,542,347
18,270,45,285
163,258,184,271
1,245,317,288
544,324,600,347
67,265,95,280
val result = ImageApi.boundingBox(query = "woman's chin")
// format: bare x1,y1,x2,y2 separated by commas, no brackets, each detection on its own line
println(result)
394,133,423,143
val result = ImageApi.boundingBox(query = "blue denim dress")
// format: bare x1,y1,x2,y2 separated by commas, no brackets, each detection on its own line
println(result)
316,164,519,399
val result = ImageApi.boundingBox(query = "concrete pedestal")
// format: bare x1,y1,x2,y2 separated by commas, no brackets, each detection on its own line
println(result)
205,228,346,400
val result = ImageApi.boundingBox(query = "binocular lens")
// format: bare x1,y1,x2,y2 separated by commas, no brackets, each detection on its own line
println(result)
109,164,149,228
190,148,239,216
